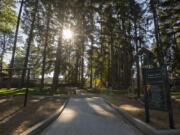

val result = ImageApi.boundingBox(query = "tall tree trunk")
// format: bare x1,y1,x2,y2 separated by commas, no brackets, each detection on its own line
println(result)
0,33,6,72
100,43,103,84
80,38,85,88
150,0,163,65
107,43,111,88
80,16,85,88
90,36,93,88
99,7,103,85
40,4,51,90
110,32,114,88
21,0,39,86
52,34,62,92
10,0,24,69
134,21,141,98
89,1,94,89
75,50,79,84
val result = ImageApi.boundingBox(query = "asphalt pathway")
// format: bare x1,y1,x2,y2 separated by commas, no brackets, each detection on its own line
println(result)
41,97,143,135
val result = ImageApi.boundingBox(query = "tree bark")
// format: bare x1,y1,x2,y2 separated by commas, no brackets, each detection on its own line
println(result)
21,0,39,86
75,49,79,84
134,21,141,98
80,38,85,88
40,4,51,90
52,31,63,92
150,0,163,65
90,36,93,88
0,33,6,72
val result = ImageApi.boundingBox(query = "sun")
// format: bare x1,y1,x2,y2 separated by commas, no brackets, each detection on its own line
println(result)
63,28,73,40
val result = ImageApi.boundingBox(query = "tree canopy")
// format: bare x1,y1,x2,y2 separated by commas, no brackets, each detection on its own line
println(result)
0,0,179,92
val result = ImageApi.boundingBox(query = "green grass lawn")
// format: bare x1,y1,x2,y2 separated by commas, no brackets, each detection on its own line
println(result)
85,87,128,95
0,88,26,95
0,87,70,96
0,88,50,96
1,87,179,99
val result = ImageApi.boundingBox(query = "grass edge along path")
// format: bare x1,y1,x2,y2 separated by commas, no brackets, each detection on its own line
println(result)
102,92,180,129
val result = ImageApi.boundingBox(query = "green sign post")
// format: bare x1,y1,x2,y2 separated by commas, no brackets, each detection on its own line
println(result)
143,68,163,85
143,68,167,111
142,65,175,129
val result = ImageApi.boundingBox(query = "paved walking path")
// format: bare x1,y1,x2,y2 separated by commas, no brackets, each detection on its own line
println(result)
41,97,143,135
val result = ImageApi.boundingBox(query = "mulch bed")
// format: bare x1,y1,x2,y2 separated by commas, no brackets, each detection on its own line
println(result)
105,95,180,129
0,95,66,135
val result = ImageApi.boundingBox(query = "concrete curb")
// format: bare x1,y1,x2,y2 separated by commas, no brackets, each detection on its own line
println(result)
21,98,69,135
104,99,180,135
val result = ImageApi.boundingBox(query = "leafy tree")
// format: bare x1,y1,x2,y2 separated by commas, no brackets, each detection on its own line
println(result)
159,0,180,76
0,0,16,71
9,0,24,69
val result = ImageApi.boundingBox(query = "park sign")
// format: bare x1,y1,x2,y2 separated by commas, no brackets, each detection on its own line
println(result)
142,65,175,128
142,67,167,111
143,68,163,85
148,84,167,111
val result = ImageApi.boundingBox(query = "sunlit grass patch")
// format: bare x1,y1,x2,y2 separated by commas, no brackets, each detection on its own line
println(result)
0,88,41,96
0,88,25,95
171,91,180,99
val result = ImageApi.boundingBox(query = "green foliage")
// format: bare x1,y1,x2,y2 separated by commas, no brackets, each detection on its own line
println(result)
158,0,180,76
1,0,179,91
0,87,70,96
0,0,16,33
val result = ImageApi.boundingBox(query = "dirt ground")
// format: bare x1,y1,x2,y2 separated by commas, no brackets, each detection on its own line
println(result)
0,95,66,135
104,95,180,129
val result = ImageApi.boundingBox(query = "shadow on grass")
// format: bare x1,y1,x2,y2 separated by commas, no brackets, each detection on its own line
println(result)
0,96,65,135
